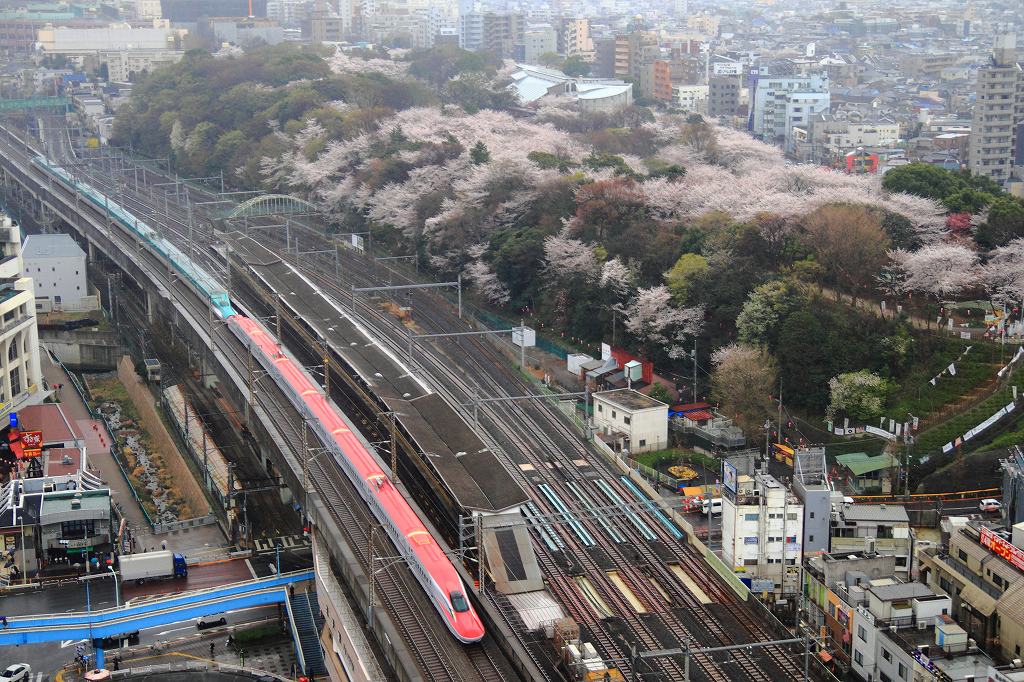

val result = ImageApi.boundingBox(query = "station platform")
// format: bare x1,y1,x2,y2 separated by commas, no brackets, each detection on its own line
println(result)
231,236,528,515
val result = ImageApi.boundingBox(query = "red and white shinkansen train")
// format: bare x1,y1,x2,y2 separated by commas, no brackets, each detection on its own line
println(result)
230,314,485,643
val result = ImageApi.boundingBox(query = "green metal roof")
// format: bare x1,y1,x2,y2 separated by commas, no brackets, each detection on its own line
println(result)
40,489,110,514
835,452,896,476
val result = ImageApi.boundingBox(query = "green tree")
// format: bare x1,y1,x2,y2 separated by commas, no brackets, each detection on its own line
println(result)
735,280,808,347
776,309,832,409
943,188,993,214
711,345,779,436
664,253,708,303
562,55,591,77
825,370,889,422
648,382,673,404
537,52,564,68
470,140,491,165
976,197,1024,249
881,163,964,201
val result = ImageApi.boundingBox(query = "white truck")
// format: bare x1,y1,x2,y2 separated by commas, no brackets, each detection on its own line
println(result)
117,551,188,583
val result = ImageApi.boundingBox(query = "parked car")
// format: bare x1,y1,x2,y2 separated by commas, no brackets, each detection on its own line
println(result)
702,498,723,516
1,664,30,682
979,499,1003,513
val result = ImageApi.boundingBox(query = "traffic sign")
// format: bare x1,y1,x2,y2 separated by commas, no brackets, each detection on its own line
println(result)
9,412,16,429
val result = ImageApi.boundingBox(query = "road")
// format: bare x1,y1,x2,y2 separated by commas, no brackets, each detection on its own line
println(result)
7,604,285,678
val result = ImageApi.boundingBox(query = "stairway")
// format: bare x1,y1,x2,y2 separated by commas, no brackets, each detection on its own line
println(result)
289,591,328,677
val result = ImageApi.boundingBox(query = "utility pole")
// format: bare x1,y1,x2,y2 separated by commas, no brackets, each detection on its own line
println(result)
692,339,698,403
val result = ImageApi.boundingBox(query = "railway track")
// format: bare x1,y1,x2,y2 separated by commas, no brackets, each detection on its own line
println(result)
0,131,512,682
29,130,814,681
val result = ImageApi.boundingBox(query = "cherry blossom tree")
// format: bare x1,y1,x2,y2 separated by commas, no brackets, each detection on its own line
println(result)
620,285,703,358
889,244,979,300
982,238,1024,303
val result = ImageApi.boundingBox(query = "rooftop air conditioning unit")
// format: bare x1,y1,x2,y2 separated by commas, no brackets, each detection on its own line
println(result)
918,621,928,630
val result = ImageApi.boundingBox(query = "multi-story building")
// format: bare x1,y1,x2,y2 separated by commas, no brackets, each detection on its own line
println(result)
918,520,1024,663
0,215,42,418
849,581,992,682
707,74,741,118
803,551,897,669
750,73,830,152
722,471,803,596
22,234,95,313
1003,447,1024,528
673,84,707,113
517,25,556,64
830,503,914,578
479,12,523,57
968,34,1024,187
558,17,593,60
613,30,657,81
592,389,667,455
642,59,672,101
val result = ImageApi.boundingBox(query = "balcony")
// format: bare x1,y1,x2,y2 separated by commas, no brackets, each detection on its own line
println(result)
922,548,1001,599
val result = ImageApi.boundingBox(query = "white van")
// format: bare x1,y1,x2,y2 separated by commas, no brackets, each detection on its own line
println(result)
702,498,723,516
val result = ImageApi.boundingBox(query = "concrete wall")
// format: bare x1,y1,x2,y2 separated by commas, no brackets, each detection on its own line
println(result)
41,328,123,369
117,356,210,520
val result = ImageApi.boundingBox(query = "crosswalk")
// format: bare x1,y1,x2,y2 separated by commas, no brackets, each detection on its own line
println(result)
252,534,310,553
28,672,47,682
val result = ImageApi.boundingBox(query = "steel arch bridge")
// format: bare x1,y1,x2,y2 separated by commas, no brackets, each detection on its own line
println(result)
225,194,319,218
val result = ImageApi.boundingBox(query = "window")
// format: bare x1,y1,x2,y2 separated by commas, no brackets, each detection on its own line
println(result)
857,625,866,642
61,519,96,537
880,674,892,682
623,416,631,425
7,342,17,361
809,535,814,542
897,662,907,679
882,648,892,662
449,591,469,612
958,549,968,562
597,404,602,413
744,559,758,566
9,367,20,396
809,512,815,519
638,439,646,447
787,513,798,520
744,513,759,521
853,650,863,665
611,410,616,419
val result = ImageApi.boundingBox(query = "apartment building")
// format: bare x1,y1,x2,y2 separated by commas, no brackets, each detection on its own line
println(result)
558,17,593,60
968,34,1024,187
830,503,914,579
707,75,741,118
750,73,830,151
722,471,804,596
592,389,667,455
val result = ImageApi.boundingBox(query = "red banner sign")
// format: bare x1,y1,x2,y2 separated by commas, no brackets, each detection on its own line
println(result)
20,431,42,449
980,527,1024,572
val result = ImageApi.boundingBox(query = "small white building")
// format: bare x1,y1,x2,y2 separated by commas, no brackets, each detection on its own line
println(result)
22,234,96,312
592,388,667,454
722,471,804,596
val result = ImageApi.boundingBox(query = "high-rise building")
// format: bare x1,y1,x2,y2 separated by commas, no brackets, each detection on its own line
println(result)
517,25,556,63
968,34,1024,187
707,74,740,117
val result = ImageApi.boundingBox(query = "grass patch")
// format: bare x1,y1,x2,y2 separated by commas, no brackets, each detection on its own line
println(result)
233,621,285,645
912,383,1017,456
632,448,717,470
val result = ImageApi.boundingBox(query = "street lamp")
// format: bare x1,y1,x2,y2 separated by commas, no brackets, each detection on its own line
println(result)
108,564,120,608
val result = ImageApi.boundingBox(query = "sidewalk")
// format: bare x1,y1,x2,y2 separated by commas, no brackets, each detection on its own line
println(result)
40,352,228,556
56,632,298,682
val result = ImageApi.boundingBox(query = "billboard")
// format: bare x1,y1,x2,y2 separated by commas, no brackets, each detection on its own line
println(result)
723,460,738,492
713,62,743,76
980,527,1024,572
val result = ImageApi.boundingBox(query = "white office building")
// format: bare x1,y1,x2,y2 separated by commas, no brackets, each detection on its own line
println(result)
0,215,43,415
722,471,804,596
751,73,830,152
22,234,96,313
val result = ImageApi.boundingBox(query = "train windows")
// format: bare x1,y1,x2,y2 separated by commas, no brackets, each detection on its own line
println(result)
450,591,470,613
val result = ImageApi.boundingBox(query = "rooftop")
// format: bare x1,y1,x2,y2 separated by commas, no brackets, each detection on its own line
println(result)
22,233,86,260
594,388,667,412
835,451,896,476
39,489,110,514
867,581,934,601
840,503,909,523
18,403,80,445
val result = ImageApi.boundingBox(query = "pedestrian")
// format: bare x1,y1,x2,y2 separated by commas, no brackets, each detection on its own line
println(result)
161,540,167,551
1,615,8,628
210,641,215,658
227,634,234,648
112,658,120,672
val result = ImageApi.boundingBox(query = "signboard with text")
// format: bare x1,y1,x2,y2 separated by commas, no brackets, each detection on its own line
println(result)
980,527,1024,572
20,430,42,458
